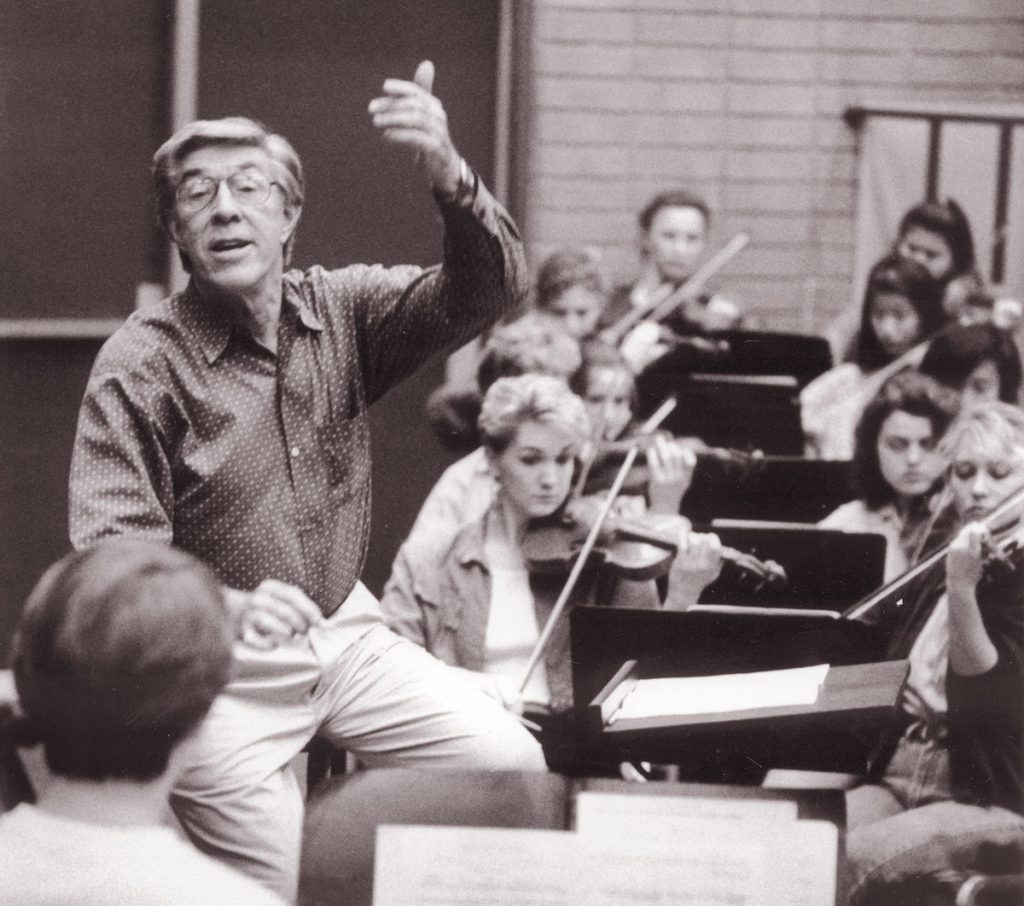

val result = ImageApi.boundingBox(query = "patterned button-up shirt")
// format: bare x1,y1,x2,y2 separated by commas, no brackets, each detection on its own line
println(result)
69,181,526,616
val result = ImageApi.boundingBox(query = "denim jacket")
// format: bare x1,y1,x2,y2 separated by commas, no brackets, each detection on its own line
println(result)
380,510,660,712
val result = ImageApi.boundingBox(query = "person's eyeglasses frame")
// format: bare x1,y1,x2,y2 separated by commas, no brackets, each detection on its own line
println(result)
175,169,281,216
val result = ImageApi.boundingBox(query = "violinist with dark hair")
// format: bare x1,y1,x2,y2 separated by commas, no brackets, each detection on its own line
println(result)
846,401,1024,904
381,374,724,772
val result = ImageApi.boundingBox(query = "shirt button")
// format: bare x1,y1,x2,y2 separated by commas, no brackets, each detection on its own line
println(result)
291,446,301,457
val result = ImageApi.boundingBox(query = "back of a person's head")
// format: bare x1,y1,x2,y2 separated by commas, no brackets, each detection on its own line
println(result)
534,246,606,309
10,540,233,782
853,370,960,509
855,252,946,370
638,189,711,232
920,322,1022,405
476,311,582,394
897,197,976,277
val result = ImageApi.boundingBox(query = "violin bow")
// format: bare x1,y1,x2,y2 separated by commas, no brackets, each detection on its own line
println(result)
518,397,678,693
600,233,750,347
844,481,1024,622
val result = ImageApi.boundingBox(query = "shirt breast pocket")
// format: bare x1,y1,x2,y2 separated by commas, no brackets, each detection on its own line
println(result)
317,413,370,496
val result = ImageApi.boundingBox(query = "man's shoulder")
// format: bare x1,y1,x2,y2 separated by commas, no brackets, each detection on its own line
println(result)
92,295,192,374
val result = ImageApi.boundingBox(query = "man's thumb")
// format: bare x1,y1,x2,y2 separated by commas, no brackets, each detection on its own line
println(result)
413,60,435,95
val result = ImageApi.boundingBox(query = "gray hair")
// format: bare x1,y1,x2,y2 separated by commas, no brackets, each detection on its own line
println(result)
152,116,305,271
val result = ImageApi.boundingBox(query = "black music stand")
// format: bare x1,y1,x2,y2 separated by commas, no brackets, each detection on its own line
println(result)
639,330,833,388
683,456,856,524
698,524,887,612
638,372,805,455
570,607,895,776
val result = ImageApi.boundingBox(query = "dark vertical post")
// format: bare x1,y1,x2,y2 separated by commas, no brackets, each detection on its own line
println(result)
991,124,1013,283
925,118,942,201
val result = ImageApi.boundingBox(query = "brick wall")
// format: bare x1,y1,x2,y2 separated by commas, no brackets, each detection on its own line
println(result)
521,0,1024,333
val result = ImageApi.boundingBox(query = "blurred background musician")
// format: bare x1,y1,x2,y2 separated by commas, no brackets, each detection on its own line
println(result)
896,198,982,323
382,374,723,772
605,189,744,374
802,252,949,459
920,321,1023,409
820,372,959,582
829,198,980,363
412,311,581,548
534,245,610,343
570,340,697,518
846,402,1024,903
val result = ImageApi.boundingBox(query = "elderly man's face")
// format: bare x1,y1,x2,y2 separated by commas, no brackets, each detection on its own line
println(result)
171,145,297,300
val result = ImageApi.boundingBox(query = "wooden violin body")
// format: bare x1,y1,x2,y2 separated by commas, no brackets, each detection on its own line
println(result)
522,497,787,590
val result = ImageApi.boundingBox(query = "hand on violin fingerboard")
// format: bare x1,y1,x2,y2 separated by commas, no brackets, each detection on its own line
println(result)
645,435,697,515
663,529,724,611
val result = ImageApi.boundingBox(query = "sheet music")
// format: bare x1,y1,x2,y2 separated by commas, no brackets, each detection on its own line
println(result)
374,823,836,906
575,790,798,830
612,663,829,722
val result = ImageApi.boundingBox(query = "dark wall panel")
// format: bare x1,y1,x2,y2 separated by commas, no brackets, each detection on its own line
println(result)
0,1,169,320
0,340,102,663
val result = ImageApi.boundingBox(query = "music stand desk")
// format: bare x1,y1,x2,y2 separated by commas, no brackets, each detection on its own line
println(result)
588,659,908,740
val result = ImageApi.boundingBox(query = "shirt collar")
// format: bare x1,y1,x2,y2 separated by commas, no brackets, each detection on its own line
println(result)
453,512,490,569
180,275,324,365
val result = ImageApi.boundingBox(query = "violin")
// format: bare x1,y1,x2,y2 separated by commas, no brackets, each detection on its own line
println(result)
844,482,1024,623
521,496,787,591
600,233,750,347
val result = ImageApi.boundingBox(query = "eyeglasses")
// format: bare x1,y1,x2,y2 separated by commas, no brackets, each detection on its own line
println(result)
175,169,279,215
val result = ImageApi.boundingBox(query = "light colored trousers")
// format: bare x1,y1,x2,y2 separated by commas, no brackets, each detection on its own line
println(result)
170,583,546,903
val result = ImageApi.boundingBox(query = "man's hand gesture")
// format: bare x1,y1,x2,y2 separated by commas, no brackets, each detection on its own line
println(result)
369,60,462,197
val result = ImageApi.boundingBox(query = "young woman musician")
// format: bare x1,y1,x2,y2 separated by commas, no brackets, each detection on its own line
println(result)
381,374,723,771
802,252,948,459
846,402,1024,904
571,341,696,517
410,312,582,548
895,197,981,321
820,372,959,582
534,246,609,342
920,321,1023,409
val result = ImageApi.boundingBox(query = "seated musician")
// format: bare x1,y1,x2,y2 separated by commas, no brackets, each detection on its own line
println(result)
607,189,743,373
920,321,1023,409
821,372,959,582
571,340,696,517
411,311,581,547
534,245,609,342
846,401,1024,904
381,374,723,771
802,252,948,459
0,540,284,905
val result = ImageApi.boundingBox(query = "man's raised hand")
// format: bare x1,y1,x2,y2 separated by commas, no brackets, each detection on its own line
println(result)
368,60,461,196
